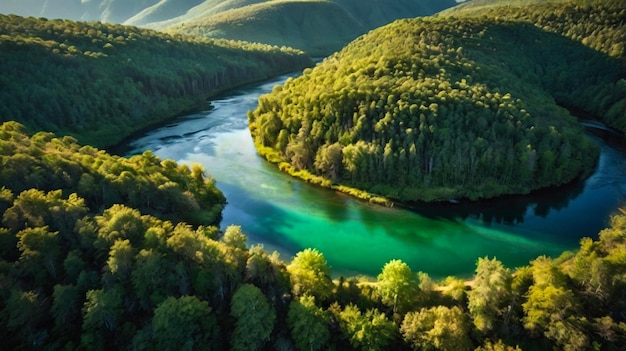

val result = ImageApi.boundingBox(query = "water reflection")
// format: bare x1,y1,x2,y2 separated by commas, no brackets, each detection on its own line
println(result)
407,177,585,225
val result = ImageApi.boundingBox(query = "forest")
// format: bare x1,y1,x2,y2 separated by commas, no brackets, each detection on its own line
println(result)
249,0,626,203
0,0,457,57
1,0,626,350
0,14,312,148
1,121,625,350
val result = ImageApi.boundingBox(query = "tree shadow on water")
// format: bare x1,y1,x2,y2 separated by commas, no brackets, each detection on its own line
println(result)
400,178,585,226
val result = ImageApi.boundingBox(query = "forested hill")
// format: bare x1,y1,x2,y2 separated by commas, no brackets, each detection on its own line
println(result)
249,13,625,203
437,0,626,131
164,1,368,57
163,0,458,56
0,0,458,57
438,0,625,62
0,15,312,148
1,120,626,350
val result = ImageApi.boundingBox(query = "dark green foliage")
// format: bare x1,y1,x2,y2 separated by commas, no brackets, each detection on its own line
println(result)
230,284,276,351
249,13,625,202
0,14,312,147
150,296,220,351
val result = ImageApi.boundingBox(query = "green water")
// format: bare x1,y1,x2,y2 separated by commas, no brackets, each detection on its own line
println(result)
120,74,626,279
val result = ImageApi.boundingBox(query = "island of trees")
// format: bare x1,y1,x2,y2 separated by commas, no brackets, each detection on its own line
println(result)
1,121,625,350
249,0,626,203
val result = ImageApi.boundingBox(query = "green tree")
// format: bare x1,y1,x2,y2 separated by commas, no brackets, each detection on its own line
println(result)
475,339,522,351
151,296,220,351
467,256,512,334
401,305,472,351
245,245,290,299
376,259,418,313
1,289,45,347
16,226,61,284
336,304,397,351
81,286,124,350
131,248,178,311
106,238,135,281
287,248,333,300
230,284,276,351
222,225,247,250
51,284,81,330
287,295,330,351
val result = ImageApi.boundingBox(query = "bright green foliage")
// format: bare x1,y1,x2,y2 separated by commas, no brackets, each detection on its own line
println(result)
440,0,626,61
0,122,226,226
440,276,467,303
401,305,472,351
468,257,512,334
0,14,312,148
287,248,333,300
106,239,136,280
151,295,219,351
335,304,397,351
0,126,625,351
249,14,624,202
376,259,419,313
222,225,248,250
287,295,330,351
16,226,61,284
522,256,591,350
230,284,276,351
475,339,522,351
438,0,626,134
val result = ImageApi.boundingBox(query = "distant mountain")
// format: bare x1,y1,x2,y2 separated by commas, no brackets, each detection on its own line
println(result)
164,0,458,55
0,0,163,23
0,0,458,56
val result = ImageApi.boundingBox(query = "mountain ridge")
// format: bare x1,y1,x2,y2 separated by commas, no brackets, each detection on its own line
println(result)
0,0,458,55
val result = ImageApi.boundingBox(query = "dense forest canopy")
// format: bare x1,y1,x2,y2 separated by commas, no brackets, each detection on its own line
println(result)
1,121,626,350
1,0,626,350
438,0,626,131
0,14,312,147
248,5,626,203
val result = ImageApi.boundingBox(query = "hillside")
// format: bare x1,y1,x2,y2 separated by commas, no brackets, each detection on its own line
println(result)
248,14,625,203
165,0,458,56
165,1,368,57
0,0,458,57
438,0,625,62
1,120,626,351
0,14,312,148
437,0,626,131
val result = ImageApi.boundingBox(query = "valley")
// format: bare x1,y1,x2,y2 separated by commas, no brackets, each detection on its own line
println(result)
1,0,625,350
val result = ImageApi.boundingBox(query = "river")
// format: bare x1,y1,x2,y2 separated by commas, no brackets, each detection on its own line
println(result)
115,73,626,279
